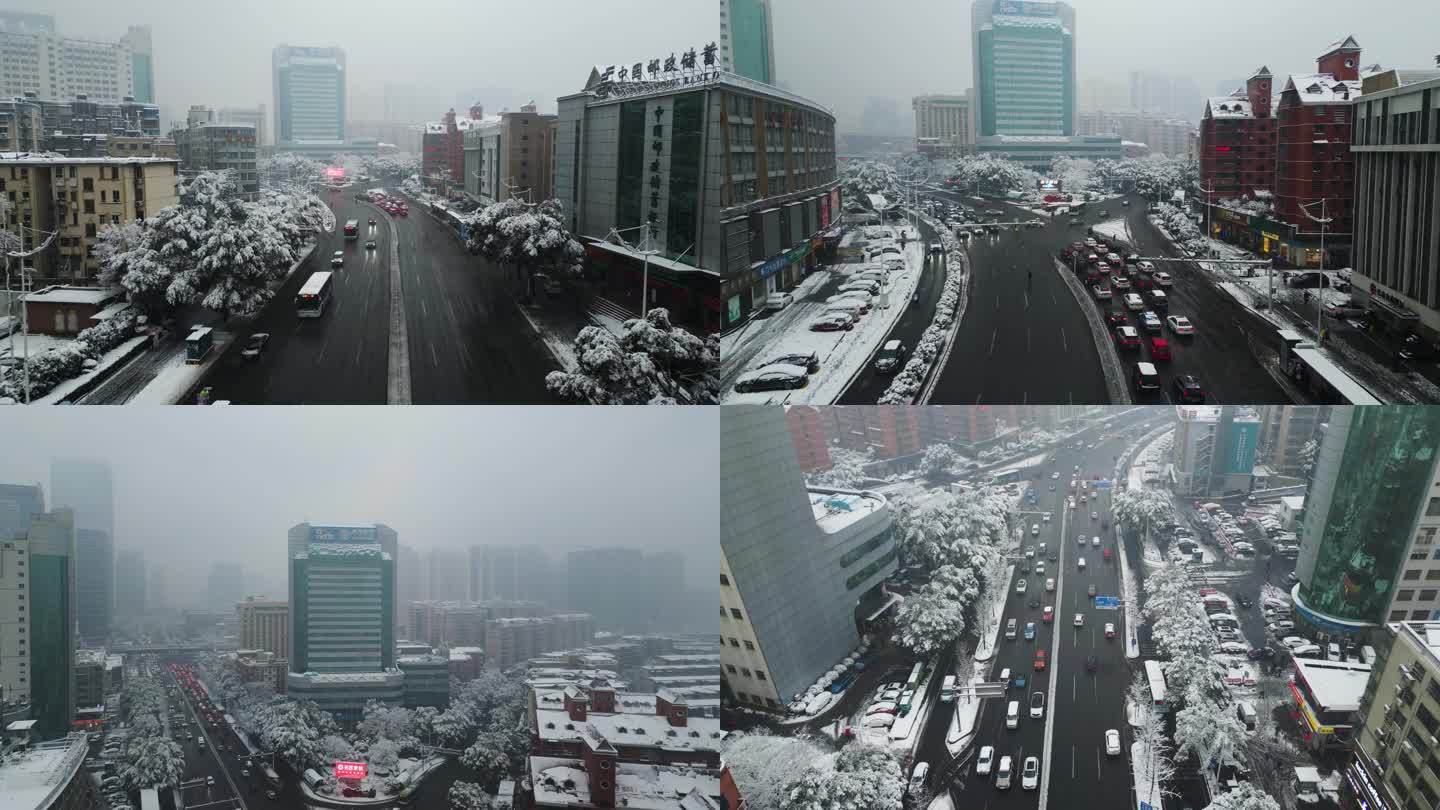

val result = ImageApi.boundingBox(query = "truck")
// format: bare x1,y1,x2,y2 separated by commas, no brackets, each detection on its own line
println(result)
140,789,160,810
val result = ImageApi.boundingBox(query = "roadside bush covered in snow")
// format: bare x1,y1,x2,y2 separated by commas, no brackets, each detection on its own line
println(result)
878,215,966,404
76,311,139,359
1153,202,1206,255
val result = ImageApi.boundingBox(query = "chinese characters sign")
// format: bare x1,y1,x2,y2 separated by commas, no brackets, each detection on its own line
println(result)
335,761,367,781
594,43,721,100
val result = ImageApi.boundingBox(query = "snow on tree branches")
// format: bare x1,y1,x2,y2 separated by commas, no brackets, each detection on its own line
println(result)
545,308,719,404
840,161,900,207
463,198,584,288
1202,782,1281,810
810,446,874,489
895,564,979,655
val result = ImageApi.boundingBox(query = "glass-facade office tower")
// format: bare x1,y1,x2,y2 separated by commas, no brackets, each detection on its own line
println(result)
24,509,76,740
272,45,346,144
50,459,113,643
971,0,1076,136
0,483,44,539
719,0,777,85
1294,406,1440,632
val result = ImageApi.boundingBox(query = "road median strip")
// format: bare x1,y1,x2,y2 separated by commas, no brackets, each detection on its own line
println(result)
1051,258,1130,404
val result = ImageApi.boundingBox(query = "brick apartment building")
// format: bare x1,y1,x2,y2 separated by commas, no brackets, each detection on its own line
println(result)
1200,67,1277,203
485,614,595,671
829,405,922,458
785,406,831,472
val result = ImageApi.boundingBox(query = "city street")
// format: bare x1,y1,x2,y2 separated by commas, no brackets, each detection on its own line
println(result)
198,189,556,404
908,416,1155,809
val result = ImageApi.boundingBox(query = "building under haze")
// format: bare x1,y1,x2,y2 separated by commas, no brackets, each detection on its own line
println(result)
0,483,44,541
1294,407,1440,634
721,406,895,710
206,562,245,616
113,549,146,618
0,13,155,104
219,104,268,147
272,45,347,155
287,525,400,722
50,460,112,644
424,548,469,602
237,597,289,660
556,63,837,334
173,119,259,198
912,94,974,158
718,0,777,85
2,509,77,740
971,0,1076,138
468,544,562,606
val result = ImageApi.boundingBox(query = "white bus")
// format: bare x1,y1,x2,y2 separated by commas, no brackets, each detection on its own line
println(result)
941,675,957,703
296,271,334,317
906,662,924,689
1144,660,1168,713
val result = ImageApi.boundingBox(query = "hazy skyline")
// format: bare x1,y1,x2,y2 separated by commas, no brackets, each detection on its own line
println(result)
0,407,718,611
772,0,1438,132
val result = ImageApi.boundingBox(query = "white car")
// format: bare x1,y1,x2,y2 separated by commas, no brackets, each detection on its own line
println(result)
1166,315,1195,334
1218,641,1249,654
1093,285,1112,300
1074,613,1085,627
1092,536,1101,547
1091,511,1098,520
330,250,344,268
1281,636,1309,649
764,292,793,310
1105,729,1122,756
1124,292,1145,311
1154,271,1173,286
1030,691,1045,718
1016,579,1029,594
1270,620,1296,632
866,701,898,716
1022,756,1040,790
976,745,995,776
910,762,929,795
1043,512,1051,523
1136,261,1156,273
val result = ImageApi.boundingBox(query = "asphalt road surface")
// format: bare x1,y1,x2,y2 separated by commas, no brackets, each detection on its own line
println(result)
913,411,1164,810
920,191,1289,404
199,189,556,404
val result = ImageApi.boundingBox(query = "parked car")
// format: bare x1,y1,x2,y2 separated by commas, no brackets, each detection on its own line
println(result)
809,313,854,332
755,349,820,374
764,292,794,311
1154,271,1173,286
733,364,810,393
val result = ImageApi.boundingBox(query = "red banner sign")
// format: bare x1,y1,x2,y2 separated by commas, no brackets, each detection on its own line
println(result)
335,761,367,780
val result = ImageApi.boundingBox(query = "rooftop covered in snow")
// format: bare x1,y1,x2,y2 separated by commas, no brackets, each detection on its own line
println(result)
0,733,88,810
1293,657,1371,712
807,488,886,534
0,152,177,166
22,286,120,306
1284,73,1362,105
532,709,723,754
527,757,719,810
1205,95,1254,119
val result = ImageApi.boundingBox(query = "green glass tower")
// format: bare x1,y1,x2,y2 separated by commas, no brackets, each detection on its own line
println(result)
720,0,777,85
971,0,1076,136
1295,406,1440,628
25,509,75,740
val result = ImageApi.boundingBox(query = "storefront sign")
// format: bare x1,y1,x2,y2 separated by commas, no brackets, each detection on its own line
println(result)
594,44,720,99
1216,208,1248,225
1368,284,1411,311
335,761,367,780
755,242,813,281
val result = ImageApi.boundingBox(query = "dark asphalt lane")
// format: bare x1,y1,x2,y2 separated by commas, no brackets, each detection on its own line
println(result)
925,194,1108,405
922,415,1162,809
200,193,391,403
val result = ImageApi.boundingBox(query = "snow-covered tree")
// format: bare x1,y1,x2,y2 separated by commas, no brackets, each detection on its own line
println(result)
810,447,874,489
722,732,833,810
545,308,720,404
1202,783,1281,810
1299,438,1319,478
784,743,905,810
261,153,325,187
412,705,440,746
119,734,185,791
319,734,356,764
1050,156,1096,195
448,780,497,810
459,728,527,782
947,153,1040,195
1143,563,1223,701
1113,487,1173,541
367,738,402,773
434,671,528,752
358,701,416,745
254,699,327,772
1174,694,1250,775
841,161,900,206
917,443,960,481
895,564,980,655
463,198,584,296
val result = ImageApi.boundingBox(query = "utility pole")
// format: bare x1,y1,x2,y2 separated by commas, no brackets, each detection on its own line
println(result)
1198,181,1217,259
1300,197,1332,340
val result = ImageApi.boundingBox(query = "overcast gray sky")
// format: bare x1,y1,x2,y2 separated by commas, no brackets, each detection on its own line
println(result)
772,0,1438,131
0,407,717,609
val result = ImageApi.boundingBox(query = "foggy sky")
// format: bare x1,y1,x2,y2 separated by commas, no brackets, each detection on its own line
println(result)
771,0,1438,132
0,407,718,610
23,0,714,125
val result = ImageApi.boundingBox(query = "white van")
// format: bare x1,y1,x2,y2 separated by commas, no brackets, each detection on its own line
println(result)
1327,642,1342,662
1046,578,1056,592
996,756,1014,789
1006,700,1020,729
999,667,1011,688
1236,701,1257,730
1361,645,1377,665
1078,557,1087,570
1007,619,1018,640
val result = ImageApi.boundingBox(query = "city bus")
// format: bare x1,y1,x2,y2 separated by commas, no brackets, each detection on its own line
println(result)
990,469,1023,485
1144,660,1168,713
343,219,359,239
1277,329,1381,404
295,271,335,318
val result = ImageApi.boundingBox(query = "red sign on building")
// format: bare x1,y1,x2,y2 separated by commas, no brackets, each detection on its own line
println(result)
335,761,367,781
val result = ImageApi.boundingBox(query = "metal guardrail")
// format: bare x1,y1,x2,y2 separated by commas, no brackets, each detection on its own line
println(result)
1051,258,1131,404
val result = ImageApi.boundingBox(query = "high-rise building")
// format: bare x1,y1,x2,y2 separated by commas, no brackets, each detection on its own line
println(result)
0,483,44,540
16,509,76,739
828,405,922,459
50,460,112,643
1294,406,1440,633
148,562,167,611
912,94,973,157
566,548,645,631
396,544,422,630
971,0,1076,137
1169,406,1261,497
1127,70,1203,122
114,549,146,617
424,549,469,602
719,0,777,85
1345,620,1440,809
272,45,346,150
643,551,687,629
463,106,557,205
207,562,245,614
287,524,400,722
173,122,259,197
721,406,895,709
1257,405,1331,474
237,597,289,660
468,545,562,607
785,406,832,473
1351,70,1440,338
0,14,155,103
483,614,595,670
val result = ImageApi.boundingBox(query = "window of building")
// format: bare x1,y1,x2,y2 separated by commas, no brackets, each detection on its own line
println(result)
1427,497,1440,517
728,637,740,647
729,608,742,620
720,574,730,586
1399,590,1417,601
82,176,93,192
85,222,96,238
1420,528,1439,546
1427,569,1440,581
725,664,737,674
83,199,94,214
755,670,767,681
1412,551,1430,561
740,668,751,678
1414,610,1431,620
1422,590,1439,602
744,640,755,650
1404,569,1423,581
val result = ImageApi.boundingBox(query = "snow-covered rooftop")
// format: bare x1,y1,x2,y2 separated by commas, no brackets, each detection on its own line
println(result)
291,669,404,684
396,654,448,665
808,488,885,534
533,710,722,754
303,543,386,559
0,734,88,810
1285,73,1362,104
528,757,719,810
90,301,133,322
22,286,118,306
0,152,177,165
1206,95,1254,119
1293,658,1371,711
993,13,1063,30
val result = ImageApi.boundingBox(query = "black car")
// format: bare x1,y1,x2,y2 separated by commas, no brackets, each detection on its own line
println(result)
1247,647,1275,661
1028,597,1041,609
1238,597,1253,608
368,218,376,225
1173,375,1205,403
365,239,377,250
240,332,270,360
1105,312,1128,329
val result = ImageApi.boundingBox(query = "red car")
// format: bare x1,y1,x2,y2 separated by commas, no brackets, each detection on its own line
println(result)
1042,606,1054,623
1034,650,1047,671
1103,547,1112,561
1149,337,1171,361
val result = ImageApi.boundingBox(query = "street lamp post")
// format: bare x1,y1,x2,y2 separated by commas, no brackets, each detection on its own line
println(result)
1198,181,1217,260
1300,197,1332,340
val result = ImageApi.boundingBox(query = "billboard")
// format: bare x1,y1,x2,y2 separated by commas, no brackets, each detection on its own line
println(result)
1222,419,1259,475
311,525,377,544
324,167,346,181
335,761,367,781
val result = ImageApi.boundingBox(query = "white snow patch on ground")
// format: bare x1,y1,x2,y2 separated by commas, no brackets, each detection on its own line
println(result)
1092,217,1134,245
33,335,150,404
723,232,926,404
130,333,234,404
1130,737,1166,810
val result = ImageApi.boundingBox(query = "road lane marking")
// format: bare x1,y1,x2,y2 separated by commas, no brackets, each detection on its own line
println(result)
1096,749,1102,781
1071,746,1076,779
1061,328,1068,352
990,329,998,356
